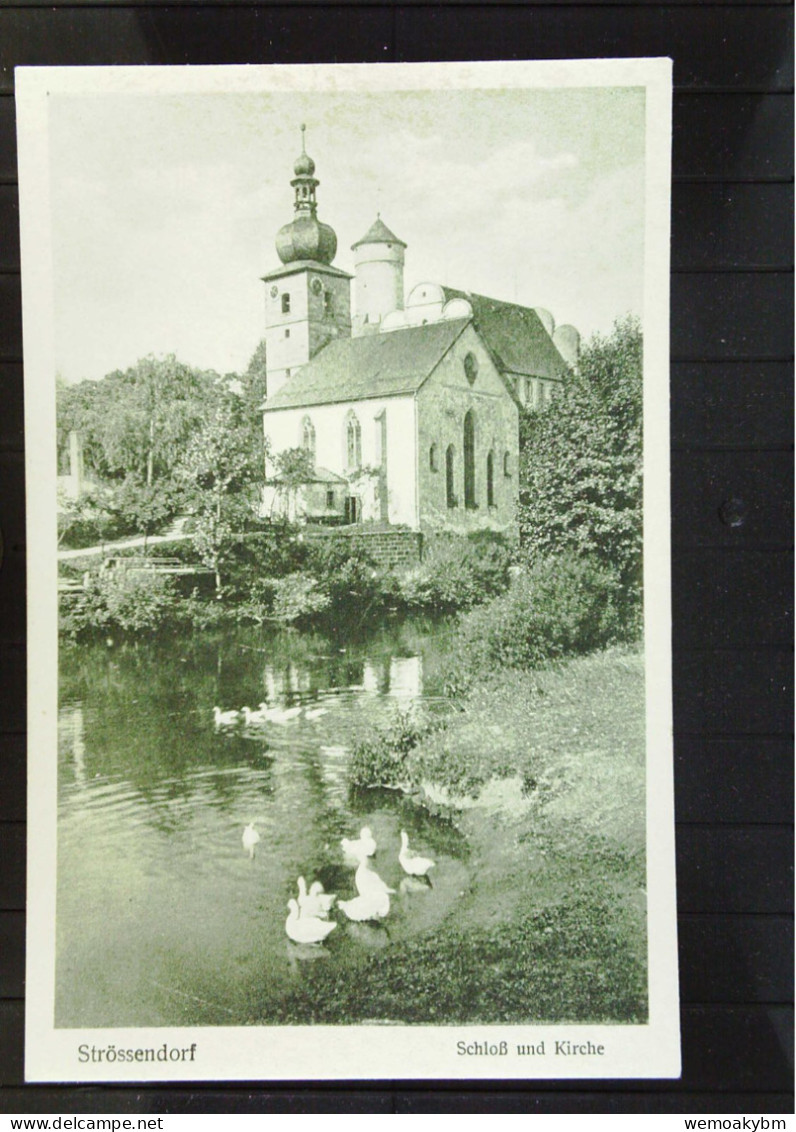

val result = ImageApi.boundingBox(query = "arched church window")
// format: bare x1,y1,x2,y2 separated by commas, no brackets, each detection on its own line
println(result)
324,291,334,318
429,444,438,472
463,410,476,509
486,450,495,507
464,352,479,385
301,416,316,461
281,293,291,314
345,411,362,470
503,451,511,477
445,445,456,508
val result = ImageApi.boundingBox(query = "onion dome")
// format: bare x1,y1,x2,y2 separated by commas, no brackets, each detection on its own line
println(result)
275,124,337,266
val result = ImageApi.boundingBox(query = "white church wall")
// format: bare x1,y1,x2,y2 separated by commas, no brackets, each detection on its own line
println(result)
263,394,418,527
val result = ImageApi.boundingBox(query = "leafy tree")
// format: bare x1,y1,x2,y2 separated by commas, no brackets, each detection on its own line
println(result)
57,355,222,487
176,403,264,593
518,316,643,599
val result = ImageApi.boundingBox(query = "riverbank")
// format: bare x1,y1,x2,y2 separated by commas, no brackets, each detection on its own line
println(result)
255,645,647,1024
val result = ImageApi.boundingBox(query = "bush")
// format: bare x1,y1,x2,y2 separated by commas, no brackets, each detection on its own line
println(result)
60,568,176,637
450,553,625,687
270,573,331,622
348,709,439,789
399,531,512,612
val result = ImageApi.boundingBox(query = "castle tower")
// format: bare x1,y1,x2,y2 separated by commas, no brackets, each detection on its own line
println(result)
351,215,406,337
261,126,351,400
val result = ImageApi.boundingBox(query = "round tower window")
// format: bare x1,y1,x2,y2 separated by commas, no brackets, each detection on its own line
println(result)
464,352,479,385
311,277,323,295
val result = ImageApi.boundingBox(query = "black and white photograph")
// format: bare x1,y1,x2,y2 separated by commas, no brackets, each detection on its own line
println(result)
18,59,678,1081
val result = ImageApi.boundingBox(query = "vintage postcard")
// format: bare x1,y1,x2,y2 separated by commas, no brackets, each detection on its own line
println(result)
17,59,678,1082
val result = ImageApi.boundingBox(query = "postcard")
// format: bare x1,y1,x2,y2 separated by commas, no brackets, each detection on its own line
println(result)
17,59,678,1082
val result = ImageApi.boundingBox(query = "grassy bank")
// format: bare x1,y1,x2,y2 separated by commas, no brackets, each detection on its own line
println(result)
256,646,647,1025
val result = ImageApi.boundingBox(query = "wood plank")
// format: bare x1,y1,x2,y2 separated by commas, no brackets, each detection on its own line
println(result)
675,738,794,824
0,184,19,271
0,733,24,822
673,648,793,735
671,362,794,450
676,827,794,915
671,272,793,361
671,450,793,549
0,820,24,911
679,914,794,1005
673,93,793,181
0,271,21,360
0,908,24,998
393,6,793,89
0,6,397,95
672,183,794,271
0,644,26,734
0,363,23,452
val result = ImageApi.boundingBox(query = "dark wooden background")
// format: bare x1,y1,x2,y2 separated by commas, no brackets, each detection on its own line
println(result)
0,1,792,1114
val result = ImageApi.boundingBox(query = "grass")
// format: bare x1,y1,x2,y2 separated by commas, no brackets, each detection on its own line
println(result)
254,645,648,1026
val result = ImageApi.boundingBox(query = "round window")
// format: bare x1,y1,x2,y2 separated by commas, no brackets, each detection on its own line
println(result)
311,277,323,295
464,352,479,385
270,285,279,298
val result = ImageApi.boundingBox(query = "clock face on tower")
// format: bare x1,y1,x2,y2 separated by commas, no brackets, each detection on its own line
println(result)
270,285,278,299
310,277,323,295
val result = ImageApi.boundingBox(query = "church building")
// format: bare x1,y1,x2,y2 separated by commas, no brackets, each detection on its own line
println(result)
261,129,579,533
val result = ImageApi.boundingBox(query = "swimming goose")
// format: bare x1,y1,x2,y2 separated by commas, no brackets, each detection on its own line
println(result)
355,860,395,898
338,890,390,922
264,705,302,724
241,705,269,725
399,830,435,877
341,826,377,861
242,823,260,859
285,899,337,944
297,876,336,919
304,707,328,721
213,706,239,728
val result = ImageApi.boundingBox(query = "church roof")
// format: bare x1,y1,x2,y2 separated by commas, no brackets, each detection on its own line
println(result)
351,216,407,250
441,287,568,380
265,319,470,411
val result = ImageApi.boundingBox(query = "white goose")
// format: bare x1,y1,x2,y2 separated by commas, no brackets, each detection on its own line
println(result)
341,826,377,861
338,889,390,922
399,830,435,877
241,705,269,725
304,707,328,721
355,860,395,898
285,899,337,945
297,876,336,919
264,705,302,724
242,822,260,859
213,706,239,728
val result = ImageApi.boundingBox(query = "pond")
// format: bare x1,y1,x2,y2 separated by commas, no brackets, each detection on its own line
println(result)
56,614,471,1028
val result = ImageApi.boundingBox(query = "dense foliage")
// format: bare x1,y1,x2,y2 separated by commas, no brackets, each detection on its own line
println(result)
518,316,643,599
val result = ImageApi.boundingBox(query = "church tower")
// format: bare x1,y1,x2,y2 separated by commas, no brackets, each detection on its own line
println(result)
261,126,351,400
351,215,406,337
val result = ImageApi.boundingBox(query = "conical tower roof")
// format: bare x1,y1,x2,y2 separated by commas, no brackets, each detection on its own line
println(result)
351,215,407,251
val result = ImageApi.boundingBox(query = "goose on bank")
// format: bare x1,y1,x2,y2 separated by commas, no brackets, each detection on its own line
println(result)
399,830,435,877
341,826,377,860
285,899,337,944
242,823,260,859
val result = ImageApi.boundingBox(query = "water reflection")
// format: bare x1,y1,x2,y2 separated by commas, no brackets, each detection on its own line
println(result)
56,616,467,1028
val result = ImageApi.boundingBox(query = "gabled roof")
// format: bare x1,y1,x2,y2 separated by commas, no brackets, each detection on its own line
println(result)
351,216,407,250
441,287,568,380
265,319,470,411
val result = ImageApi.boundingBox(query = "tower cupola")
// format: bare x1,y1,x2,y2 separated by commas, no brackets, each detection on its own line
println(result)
275,125,337,266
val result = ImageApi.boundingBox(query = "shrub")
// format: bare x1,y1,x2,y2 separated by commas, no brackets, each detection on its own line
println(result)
399,531,512,612
270,573,331,622
348,709,438,789
450,553,625,686
60,568,176,637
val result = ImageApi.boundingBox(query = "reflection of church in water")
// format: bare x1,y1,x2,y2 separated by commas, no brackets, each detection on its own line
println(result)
263,654,423,705
261,128,579,533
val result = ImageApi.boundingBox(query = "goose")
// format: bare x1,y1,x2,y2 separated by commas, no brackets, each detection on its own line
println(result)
399,830,435,877
242,822,260,859
285,899,337,945
213,706,239,728
338,890,390,922
341,826,377,861
264,705,302,724
241,705,269,725
297,876,336,919
355,860,395,898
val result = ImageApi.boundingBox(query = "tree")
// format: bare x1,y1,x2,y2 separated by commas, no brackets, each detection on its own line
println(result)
270,447,315,521
176,403,264,593
517,316,643,597
57,355,222,487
